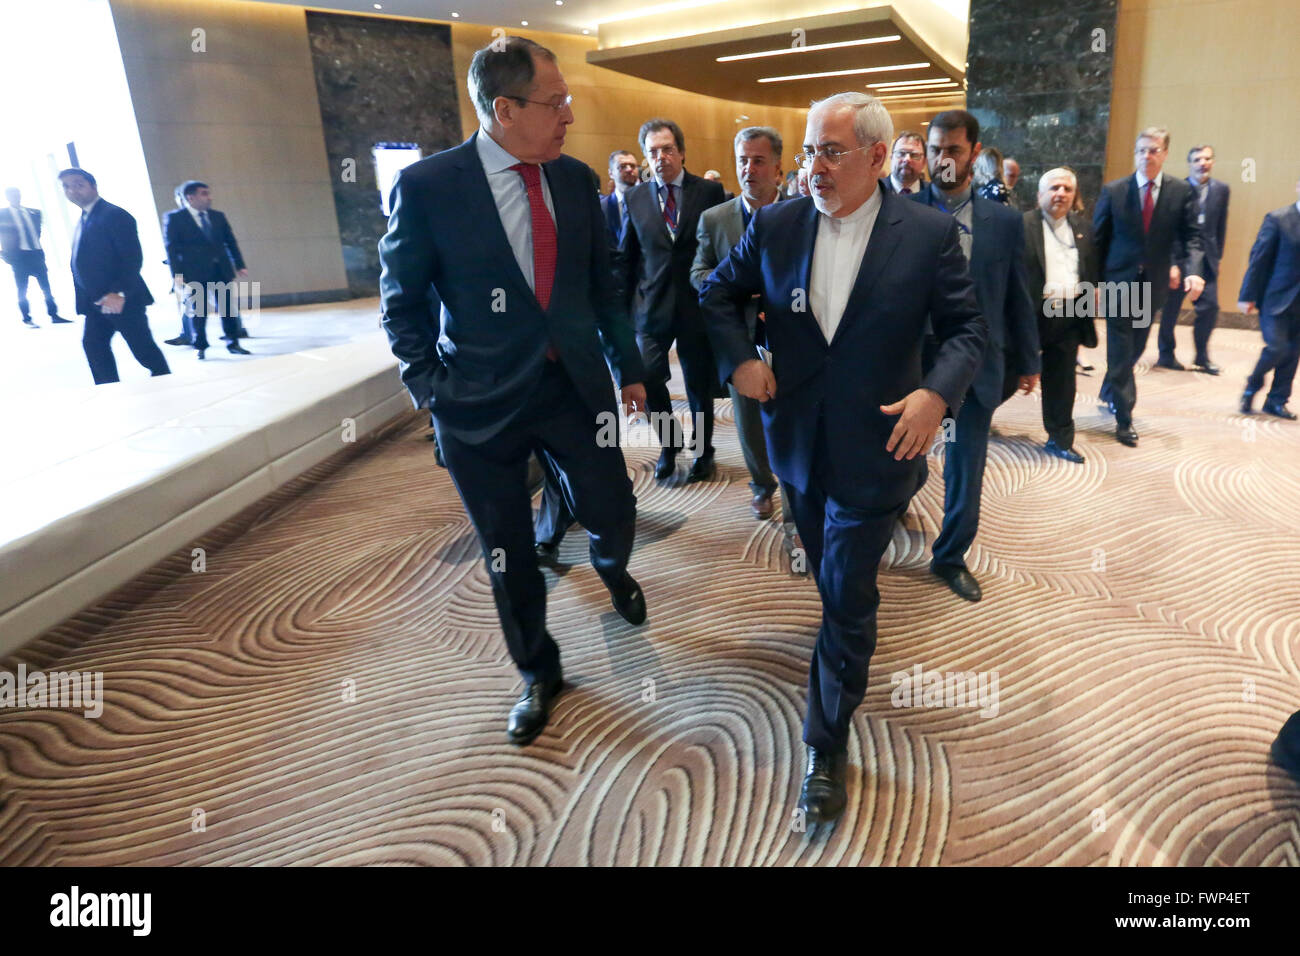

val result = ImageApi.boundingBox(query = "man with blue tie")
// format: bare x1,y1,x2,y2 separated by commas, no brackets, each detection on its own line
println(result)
1237,174,1300,420
2,188,68,327
910,109,1040,603
618,118,728,483
701,92,986,824
1156,144,1229,374
600,150,638,245
379,37,649,746
58,168,170,385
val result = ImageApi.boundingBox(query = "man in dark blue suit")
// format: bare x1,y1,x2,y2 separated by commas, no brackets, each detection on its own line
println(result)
1093,127,1205,446
1237,177,1300,420
910,110,1039,603
701,92,986,824
58,168,170,385
379,37,649,746
162,180,251,359
1156,144,1229,374
600,150,638,246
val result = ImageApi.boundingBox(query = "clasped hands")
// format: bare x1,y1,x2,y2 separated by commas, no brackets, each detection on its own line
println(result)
732,358,955,461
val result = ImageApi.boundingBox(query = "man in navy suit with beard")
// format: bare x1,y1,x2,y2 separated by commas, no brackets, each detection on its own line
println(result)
379,37,648,747
701,92,986,825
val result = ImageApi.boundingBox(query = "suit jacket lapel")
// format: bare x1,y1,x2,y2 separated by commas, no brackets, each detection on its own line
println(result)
722,195,745,250
458,132,536,307
544,158,577,314
1027,211,1046,280
831,188,902,346
970,194,994,281
673,174,698,246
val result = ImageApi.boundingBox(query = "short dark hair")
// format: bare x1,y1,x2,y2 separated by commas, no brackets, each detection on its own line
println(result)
57,167,96,187
467,36,556,125
1187,143,1214,162
893,130,924,149
608,149,636,173
638,118,685,155
180,180,209,198
928,110,980,147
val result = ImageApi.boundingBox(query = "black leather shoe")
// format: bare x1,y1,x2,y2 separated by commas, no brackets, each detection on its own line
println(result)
1193,360,1221,375
227,344,251,355
1262,401,1298,420
798,747,848,825
654,448,677,480
607,573,647,625
1155,356,1186,371
197,348,206,361
1044,439,1085,463
932,564,982,602
1240,391,1255,415
1116,426,1139,447
506,676,564,745
1271,711,1300,785
686,454,715,483
164,335,192,346
50,315,72,324
22,317,36,327
535,541,560,567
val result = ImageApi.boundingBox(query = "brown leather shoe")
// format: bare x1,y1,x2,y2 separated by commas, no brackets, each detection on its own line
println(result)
751,490,775,519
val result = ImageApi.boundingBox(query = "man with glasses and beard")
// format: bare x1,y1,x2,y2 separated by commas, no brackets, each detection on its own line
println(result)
701,92,986,825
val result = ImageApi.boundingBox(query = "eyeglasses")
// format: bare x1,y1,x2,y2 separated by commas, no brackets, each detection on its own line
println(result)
511,93,574,113
892,149,923,160
795,143,875,169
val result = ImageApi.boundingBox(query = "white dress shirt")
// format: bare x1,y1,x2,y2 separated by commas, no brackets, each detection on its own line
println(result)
475,128,555,295
809,186,883,344
1135,169,1163,208
1041,212,1080,300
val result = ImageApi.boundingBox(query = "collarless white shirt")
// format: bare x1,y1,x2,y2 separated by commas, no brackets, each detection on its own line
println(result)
810,186,883,344
1041,211,1080,300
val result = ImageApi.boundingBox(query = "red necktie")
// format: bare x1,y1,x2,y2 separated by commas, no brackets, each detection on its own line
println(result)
662,182,677,232
510,163,557,310
1142,180,1154,233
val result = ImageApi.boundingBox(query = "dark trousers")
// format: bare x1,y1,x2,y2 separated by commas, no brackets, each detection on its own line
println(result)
1246,304,1300,405
931,392,996,570
534,452,575,548
436,362,637,684
728,384,777,496
1039,311,1083,447
187,278,241,348
785,419,912,752
9,251,58,319
82,306,171,384
638,320,716,458
1102,302,1156,429
1158,275,1219,364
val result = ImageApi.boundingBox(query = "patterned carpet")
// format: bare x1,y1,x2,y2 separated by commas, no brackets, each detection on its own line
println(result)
2,326,1298,866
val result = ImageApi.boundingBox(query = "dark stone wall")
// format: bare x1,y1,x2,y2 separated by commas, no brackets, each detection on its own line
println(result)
305,12,461,297
966,0,1119,220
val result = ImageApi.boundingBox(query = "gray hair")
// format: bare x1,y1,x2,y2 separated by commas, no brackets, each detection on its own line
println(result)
1037,167,1078,194
467,36,556,127
1137,126,1171,150
809,92,894,150
734,125,783,157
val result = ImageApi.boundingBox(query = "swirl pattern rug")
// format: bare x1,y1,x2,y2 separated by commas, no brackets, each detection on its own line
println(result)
2,328,1298,866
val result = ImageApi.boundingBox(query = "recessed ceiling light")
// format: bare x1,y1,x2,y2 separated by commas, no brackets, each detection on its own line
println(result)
582,29,590,35
871,82,959,93
373,3,382,8
868,78,957,88
521,20,528,25
556,1,564,5
873,90,964,102
717,36,900,63
757,62,929,83
451,11,460,17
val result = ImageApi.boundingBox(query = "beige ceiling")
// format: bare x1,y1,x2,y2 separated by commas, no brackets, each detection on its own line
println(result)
586,7,964,110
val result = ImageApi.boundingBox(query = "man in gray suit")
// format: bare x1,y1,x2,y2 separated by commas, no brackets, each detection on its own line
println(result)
1156,144,1229,374
691,126,787,520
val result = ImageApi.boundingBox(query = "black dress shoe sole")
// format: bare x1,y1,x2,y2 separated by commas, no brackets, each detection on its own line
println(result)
1261,407,1298,420
686,463,716,483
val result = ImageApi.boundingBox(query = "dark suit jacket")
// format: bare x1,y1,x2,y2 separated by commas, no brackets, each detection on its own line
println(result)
699,189,988,507
1093,173,1205,313
1238,204,1300,316
910,187,1040,408
1175,178,1228,279
70,199,154,316
599,192,625,246
1022,208,1101,348
163,207,245,282
378,132,645,444
0,206,44,261
617,170,727,338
